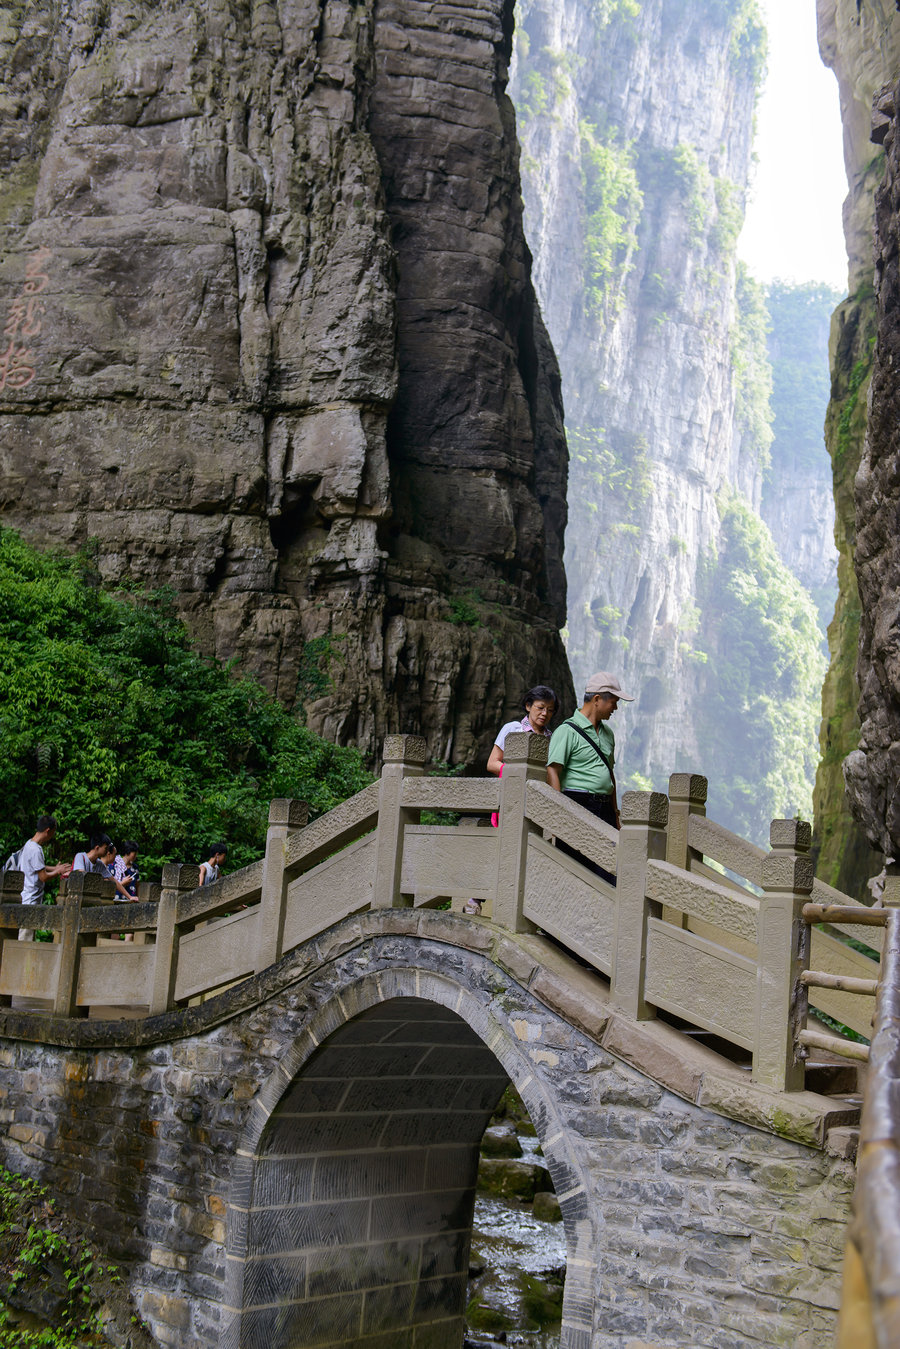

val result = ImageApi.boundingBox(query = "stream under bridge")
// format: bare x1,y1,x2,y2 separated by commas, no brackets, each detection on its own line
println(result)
0,733,892,1349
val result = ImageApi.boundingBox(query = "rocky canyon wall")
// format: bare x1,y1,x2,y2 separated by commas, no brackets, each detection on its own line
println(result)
813,0,900,889
510,0,826,842
844,50,900,859
0,0,574,766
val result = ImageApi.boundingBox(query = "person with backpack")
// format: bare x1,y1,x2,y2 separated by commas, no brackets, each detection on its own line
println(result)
546,672,634,881
12,816,69,938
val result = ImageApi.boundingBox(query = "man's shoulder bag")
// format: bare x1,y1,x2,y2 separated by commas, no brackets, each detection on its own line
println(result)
563,720,616,793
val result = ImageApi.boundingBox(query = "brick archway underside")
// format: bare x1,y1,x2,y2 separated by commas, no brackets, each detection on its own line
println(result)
238,997,511,1349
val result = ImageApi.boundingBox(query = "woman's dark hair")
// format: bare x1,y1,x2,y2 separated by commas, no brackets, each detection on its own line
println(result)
119,841,138,856
523,685,557,710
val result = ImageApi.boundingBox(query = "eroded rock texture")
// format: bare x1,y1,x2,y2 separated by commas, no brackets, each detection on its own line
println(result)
815,0,900,877
846,74,900,856
0,0,573,763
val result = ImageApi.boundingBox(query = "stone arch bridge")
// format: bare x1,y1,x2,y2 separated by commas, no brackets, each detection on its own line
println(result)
0,734,890,1348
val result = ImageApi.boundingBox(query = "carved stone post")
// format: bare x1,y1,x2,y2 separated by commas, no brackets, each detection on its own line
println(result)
149,864,200,1015
53,872,110,1017
664,773,707,927
256,799,309,973
372,736,426,909
493,733,548,933
0,871,22,1006
611,791,669,1020
754,819,814,1091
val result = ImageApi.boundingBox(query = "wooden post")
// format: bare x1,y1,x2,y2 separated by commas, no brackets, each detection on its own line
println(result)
149,864,200,1016
610,790,669,1020
753,818,814,1091
256,798,309,972
372,735,426,909
52,872,109,1017
493,732,547,933
664,773,707,927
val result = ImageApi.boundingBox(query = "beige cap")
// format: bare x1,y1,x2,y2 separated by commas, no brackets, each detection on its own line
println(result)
584,671,634,701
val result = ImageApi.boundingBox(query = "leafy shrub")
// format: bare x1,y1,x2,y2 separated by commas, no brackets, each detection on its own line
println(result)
0,530,373,879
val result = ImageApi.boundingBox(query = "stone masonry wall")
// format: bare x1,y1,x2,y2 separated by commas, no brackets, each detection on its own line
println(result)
0,912,854,1348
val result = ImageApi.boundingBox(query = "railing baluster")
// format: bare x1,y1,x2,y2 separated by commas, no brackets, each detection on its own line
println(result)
53,872,111,1018
149,864,200,1015
372,736,426,908
256,799,309,972
611,791,669,1020
754,819,814,1090
494,732,548,933
664,772,708,928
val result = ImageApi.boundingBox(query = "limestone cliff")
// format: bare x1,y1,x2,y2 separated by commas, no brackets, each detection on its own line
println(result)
0,0,574,765
813,0,900,888
510,0,826,841
845,71,900,859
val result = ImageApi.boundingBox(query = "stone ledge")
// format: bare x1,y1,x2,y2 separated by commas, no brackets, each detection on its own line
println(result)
0,910,860,1146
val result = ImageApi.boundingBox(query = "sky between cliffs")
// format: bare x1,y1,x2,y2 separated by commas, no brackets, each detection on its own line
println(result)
738,0,847,293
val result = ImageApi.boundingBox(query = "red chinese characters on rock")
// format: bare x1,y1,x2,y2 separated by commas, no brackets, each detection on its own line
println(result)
0,247,51,394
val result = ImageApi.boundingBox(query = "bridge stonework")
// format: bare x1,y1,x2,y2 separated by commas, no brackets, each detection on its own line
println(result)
0,911,852,1349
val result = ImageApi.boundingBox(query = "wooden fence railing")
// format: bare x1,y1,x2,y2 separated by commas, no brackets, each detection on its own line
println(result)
0,733,880,1093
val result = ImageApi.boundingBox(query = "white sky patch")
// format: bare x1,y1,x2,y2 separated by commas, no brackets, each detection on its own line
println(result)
738,0,848,292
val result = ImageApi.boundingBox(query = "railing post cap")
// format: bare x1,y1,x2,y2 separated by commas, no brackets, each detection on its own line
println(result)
621,790,669,827
668,772,708,804
0,871,23,895
769,818,812,852
268,798,309,828
382,735,427,766
64,871,113,898
883,876,900,908
161,862,203,891
761,853,815,893
502,732,549,766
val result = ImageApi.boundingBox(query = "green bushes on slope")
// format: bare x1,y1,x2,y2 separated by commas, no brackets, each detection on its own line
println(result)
0,530,372,878
696,497,825,843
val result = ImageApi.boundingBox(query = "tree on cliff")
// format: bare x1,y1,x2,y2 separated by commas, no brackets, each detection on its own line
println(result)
0,530,372,878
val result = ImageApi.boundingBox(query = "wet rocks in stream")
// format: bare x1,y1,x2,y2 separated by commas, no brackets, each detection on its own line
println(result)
466,1088,565,1347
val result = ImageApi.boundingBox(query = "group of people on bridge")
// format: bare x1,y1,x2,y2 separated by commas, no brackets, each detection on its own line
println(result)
465,669,633,909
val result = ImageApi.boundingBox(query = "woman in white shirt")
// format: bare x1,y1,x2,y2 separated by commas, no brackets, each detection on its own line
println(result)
464,686,557,914
487,685,558,777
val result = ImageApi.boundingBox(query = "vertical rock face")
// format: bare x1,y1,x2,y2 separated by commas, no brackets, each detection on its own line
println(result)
510,0,832,842
0,0,573,764
512,0,763,788
813,0,900,886
845,73,900,857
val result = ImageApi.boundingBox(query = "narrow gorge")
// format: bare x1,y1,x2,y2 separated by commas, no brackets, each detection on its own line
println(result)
509,0,833,846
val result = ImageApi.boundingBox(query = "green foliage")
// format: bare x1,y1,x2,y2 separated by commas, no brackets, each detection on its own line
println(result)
671,143,711,243
587,0,640,25
0,1165,134,1348
448,590,483,628
732,264,774,475
568,425,652,509
836,352,873,470
579,121,642,316
0,530,373,879
711,176,743,256
765,280,843,475
295,634,345,718
695,496,826,844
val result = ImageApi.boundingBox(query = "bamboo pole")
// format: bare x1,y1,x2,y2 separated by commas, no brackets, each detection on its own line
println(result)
798,1028,870,1062
801,970,880,997
802,904,888,926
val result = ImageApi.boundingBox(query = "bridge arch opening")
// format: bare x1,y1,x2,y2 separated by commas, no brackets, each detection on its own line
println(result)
224,979,592,1349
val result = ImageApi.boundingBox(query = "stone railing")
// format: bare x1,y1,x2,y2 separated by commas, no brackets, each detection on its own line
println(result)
0,733,878,1094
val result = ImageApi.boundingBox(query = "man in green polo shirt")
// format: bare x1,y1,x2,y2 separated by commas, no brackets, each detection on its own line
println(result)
547,671,634,840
